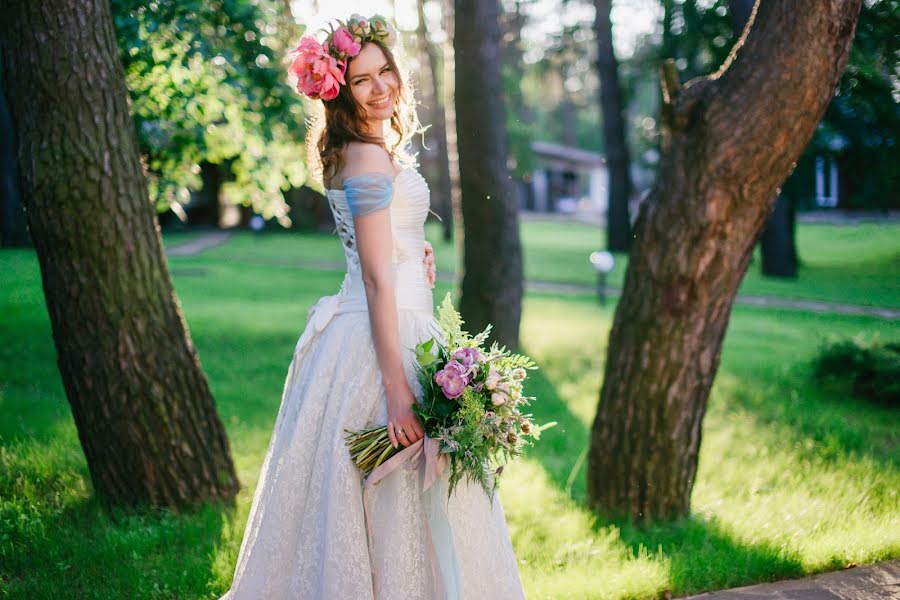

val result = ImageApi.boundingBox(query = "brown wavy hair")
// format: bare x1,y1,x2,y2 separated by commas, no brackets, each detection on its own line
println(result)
306,40,422,187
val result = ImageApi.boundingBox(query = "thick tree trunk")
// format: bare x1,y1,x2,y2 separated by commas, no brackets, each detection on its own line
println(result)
587,0,860,521
454,0,523,349
0,60,31,248
594,0,633,252
0,0,239,509
727,0,798,278
0,68,30,247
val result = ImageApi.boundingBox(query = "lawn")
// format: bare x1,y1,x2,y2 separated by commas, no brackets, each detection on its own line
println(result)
195,219,900,309
1,229,898,599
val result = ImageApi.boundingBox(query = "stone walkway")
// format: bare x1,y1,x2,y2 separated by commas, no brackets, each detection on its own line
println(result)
681,559,900,600
165,230,234,256
165,231,900,320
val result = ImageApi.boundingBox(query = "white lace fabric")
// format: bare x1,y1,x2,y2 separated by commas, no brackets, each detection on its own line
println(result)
221,168,525,599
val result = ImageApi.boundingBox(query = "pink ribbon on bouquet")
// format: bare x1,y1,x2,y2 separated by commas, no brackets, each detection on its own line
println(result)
362,435,459,600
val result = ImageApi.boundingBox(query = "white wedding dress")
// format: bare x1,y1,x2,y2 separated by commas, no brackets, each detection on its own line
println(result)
221,167,525,599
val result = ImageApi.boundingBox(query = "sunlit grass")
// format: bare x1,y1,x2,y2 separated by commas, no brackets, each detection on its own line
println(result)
1,235,898,598
193,219,899,308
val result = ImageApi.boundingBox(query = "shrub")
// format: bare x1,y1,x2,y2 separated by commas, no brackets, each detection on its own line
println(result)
812,339,900,407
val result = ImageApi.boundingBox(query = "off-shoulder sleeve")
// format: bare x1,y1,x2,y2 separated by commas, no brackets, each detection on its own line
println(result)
343,173,394,217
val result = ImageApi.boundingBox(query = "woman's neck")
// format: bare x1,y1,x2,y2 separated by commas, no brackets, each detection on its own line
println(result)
361,118,386,140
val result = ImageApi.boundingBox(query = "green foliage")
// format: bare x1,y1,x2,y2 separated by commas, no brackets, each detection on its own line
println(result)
111,0,310,218
813,338,900,406
633,0,900,209
436,292,467,347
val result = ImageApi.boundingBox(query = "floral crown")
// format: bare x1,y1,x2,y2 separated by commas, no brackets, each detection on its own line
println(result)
289,14,399,101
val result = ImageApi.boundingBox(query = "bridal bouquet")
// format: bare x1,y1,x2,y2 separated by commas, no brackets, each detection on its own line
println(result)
345,294,554,498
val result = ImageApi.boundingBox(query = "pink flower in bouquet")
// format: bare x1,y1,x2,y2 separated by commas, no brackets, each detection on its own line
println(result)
491,391,508,406
435,361,468,399
332,26,361,57
484,366,501,391
452,347,482,375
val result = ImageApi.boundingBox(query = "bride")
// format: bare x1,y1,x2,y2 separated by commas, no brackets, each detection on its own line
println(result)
221,14,525,600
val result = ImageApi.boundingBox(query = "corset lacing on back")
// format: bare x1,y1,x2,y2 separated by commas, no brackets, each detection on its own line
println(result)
324,167,433,315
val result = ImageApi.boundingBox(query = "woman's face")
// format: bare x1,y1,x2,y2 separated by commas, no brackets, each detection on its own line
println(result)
346,43,399,128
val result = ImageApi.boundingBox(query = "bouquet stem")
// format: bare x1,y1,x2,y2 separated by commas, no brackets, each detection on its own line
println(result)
344,426,401,476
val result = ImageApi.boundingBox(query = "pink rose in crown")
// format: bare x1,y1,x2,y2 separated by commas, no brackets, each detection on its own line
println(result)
435,361,468,399
289,36,347,101
331,26,361,58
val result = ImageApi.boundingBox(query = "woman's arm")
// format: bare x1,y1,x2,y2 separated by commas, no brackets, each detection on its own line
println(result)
345,144,424,448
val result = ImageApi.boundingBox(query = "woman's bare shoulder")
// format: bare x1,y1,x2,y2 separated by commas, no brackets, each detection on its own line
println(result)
343,143,394,174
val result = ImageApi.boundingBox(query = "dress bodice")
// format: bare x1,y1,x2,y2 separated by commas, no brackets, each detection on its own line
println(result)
324,167,433,313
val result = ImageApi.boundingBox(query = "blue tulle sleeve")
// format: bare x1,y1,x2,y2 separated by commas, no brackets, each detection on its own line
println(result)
343,173,394,217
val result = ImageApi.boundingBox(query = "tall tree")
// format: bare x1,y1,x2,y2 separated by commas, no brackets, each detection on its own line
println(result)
587,0,861,521
730,0,799,278
417,0,454,243
1,0,239,509
454,0,524,348
593,0,633,252
0,64,29,247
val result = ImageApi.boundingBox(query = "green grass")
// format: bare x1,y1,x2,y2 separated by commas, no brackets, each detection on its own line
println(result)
199,219,900,309
1,232,898,599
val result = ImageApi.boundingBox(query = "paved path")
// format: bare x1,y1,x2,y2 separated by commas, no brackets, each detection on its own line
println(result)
681,559,900,600
525,279,900,320
165,230,234,256
165,231,900,320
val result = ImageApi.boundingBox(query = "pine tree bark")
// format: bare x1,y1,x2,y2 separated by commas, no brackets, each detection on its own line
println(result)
727,0,798,278
587,0,861,521
417,0,454,243
0,67,30,248
0,0,239,509
454,0,524,348
594,0,633,252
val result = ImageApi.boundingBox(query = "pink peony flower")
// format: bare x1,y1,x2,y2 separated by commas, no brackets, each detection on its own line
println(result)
289,36,346,101
332,26,361,57
452,347,482,375
435,361,469,399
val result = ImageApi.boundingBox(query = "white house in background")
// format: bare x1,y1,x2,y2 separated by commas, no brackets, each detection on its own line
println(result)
525,141,609,215
815,156,840,208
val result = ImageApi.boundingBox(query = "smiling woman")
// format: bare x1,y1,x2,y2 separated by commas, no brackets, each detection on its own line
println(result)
220,13,527,600
292,17,422,190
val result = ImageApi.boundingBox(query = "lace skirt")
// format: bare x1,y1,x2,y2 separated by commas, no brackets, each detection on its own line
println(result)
221,301,525,600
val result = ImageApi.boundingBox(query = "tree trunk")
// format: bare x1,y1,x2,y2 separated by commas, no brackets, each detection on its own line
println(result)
759,193,798,277
417,0,454,243
728,0,756,33
0,67,30,247
727,0,799,278
186,160,224,227
0,0,239,509
587,0,861,522
454,0,524,349
594,0,633,252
